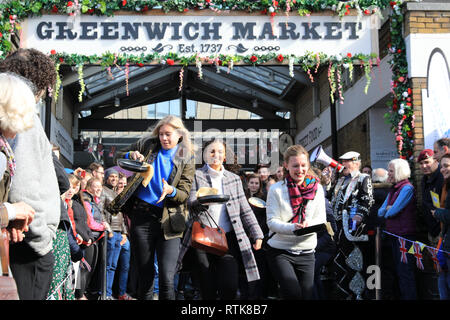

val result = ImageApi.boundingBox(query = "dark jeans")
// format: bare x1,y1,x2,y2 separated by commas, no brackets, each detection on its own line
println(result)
9,241,55,300
267,246,315,300
250,248,278,299
130,204,180,300
192,231,244,300
75,240,101,299
389,235,418,300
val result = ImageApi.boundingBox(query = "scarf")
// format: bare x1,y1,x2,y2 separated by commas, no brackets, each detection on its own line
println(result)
65,198,78,238
286,174,319,224
0,134,16,180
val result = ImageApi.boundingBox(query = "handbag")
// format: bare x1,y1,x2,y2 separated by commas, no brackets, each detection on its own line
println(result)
0,229,19,300
191,211,228,256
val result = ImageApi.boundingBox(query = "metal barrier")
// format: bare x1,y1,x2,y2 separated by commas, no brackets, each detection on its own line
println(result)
100,230,108,300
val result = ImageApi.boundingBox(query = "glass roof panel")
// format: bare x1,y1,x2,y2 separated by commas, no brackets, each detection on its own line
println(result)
83,65,157,94
218,66,292,95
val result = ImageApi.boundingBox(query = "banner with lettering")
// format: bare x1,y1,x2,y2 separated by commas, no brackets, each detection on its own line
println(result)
22,14,379,57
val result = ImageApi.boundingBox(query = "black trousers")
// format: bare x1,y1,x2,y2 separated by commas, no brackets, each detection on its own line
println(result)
9,241,55,300
267,246,315,300
191,231,246,300
130,203,180,300
75,240,102,299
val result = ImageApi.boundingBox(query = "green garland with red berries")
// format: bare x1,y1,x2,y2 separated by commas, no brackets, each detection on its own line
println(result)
384,0,416,160
0,0,418,158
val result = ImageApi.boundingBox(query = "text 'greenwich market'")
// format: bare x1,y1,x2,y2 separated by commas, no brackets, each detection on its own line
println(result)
35,21,364,41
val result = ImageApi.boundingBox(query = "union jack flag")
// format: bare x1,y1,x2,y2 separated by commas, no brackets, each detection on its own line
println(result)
427,247,441,273
398,238,408,264
413,242,424,270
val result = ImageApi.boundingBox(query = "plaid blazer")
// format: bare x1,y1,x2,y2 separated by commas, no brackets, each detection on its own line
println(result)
177,165,264,282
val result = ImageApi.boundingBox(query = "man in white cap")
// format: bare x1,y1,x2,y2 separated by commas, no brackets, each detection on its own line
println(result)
330,151,374,300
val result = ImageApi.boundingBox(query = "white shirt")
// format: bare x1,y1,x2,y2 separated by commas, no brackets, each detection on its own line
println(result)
266,180,327,252
203,164,232,232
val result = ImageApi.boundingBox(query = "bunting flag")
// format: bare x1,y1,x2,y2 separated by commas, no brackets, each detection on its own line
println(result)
97,143,104,156
398,238,408,264
427,247,441,273
383,230,450,272
109,146,116,158
413,242,424,270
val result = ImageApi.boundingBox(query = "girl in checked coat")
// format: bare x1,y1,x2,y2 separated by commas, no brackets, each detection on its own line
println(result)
177,139,264,300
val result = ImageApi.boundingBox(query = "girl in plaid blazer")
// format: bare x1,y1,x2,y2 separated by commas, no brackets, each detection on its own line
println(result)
177,139,264,300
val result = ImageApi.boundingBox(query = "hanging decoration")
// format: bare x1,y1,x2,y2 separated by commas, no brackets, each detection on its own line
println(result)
384,0,416,160
412,242,424,270
384,230,449,273
0,0,419,156
427,247,441,273
77,64,85,102
109,146,116,158
398,238,408,264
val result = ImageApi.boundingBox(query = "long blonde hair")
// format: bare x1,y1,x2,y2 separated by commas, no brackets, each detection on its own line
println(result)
149,115,193,160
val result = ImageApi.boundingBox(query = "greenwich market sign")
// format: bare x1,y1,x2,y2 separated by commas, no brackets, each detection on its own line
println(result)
21,14,378,57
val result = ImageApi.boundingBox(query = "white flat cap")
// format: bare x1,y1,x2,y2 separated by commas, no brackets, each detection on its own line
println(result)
339,151,360,161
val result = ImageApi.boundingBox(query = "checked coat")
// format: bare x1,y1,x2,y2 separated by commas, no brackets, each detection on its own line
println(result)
177,165,264,282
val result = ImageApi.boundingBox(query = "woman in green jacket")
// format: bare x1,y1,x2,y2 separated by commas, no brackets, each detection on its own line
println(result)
113,115,194,300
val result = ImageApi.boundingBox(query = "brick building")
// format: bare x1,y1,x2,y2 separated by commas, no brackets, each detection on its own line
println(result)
294,0,450,205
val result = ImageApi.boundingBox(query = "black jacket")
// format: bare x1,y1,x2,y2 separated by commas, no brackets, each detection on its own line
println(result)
434,182,450,252
370,183,391,229
71,195,95,243
421,166,444,237
316,186,337,255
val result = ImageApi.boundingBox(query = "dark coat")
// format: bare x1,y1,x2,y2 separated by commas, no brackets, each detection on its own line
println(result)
316,192,337,255
370,183,391,229
71,196,94,243
434,182,450,253
113,136,195,240
421,166,444,237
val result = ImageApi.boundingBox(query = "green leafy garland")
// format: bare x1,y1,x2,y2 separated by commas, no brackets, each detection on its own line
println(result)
384,0,415,160
0,0,416,158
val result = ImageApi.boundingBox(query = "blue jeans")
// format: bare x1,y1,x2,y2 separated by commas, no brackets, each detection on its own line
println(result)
438,257,450,300
154,254,159,294
117,237,131,296
389,236,417,300
106,232,130,297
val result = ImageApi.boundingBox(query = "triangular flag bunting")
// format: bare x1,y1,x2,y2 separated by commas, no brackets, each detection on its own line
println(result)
416,241,426,250
398,238,408,264
408,244,415,254
427,247,441,273
413,242,424,270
